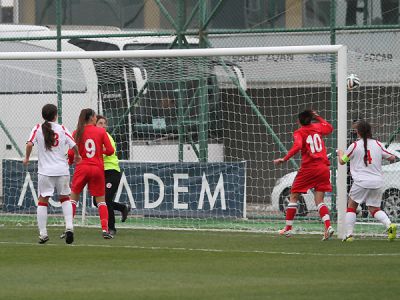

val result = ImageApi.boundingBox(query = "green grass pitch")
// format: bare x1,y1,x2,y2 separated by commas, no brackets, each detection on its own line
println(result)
1,226,400,300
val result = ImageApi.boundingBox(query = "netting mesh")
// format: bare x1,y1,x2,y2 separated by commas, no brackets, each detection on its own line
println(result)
0,49,344,235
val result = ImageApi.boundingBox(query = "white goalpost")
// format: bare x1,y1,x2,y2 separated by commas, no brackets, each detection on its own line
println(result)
0,45,349,237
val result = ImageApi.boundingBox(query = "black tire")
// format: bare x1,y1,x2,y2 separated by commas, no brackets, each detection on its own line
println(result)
382,189,400,219
278,188,308,216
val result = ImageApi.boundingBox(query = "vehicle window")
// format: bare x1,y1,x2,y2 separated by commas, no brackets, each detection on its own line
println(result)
123,43,198,51
69,39,119,51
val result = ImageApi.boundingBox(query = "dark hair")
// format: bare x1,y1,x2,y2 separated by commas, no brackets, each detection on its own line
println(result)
96,115,107,124
75,108,96,144
298,110,313,126
355,120,372,167
41,104,58,150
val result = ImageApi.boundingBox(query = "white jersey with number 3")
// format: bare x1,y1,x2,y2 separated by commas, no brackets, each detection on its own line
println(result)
27,122,76,176
345,138,393,188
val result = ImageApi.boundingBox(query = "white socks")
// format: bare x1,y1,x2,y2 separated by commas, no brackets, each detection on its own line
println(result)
61,200,74,231
373,210,391,229
345,211,357,237
37,205,48,237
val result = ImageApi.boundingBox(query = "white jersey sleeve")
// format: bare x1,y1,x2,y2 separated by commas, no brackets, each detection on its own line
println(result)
27,124,41,144
376,140,395,160
61,125,76,149
345,142,357,158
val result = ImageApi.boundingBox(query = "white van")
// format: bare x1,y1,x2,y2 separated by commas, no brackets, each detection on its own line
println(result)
0,25,98,160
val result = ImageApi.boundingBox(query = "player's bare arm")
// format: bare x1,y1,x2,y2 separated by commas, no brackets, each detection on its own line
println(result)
311,110,319,118
72,145,82,164
273,158,285,164
23,141,34,166
336,149,346,165
387,155,396,162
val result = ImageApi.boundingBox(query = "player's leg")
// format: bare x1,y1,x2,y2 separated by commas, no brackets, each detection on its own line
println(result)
54,175,74,244
56,176,74,231
70,165,88,218
105,170,129,230
313,166,334,240
314,192,334,240
37,195,50,244
95,196,113,239
104,170,117,234
366,189,396,241
37,175,53,244
90,167,112,238
279,193,300,237
342,197,358,242
59,195,74,244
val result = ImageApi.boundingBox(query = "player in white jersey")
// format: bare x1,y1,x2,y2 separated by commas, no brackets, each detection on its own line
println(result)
23,104,81,244
337,120,397,241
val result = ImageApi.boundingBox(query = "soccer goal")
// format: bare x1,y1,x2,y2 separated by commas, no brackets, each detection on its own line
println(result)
1,45,352,237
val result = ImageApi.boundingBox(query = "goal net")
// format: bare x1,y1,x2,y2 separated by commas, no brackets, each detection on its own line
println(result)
0,45,355,237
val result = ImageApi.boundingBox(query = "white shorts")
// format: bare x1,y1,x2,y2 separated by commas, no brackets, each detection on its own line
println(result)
349,183,383,208
38,174,71,197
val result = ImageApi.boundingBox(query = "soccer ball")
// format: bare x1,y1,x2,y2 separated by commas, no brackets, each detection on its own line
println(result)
346,74,360,90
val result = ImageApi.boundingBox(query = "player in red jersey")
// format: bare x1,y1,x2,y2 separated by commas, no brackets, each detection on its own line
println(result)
274,110,334,240
69,108,115,239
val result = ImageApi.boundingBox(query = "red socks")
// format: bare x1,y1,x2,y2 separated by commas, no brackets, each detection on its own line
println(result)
285,203,298,231
318,203,331,229
97,202,109,232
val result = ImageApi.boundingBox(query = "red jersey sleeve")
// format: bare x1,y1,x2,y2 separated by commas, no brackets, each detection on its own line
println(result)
314,116,333,135
102,130,114,156
67,130,77,165
284,131,303,161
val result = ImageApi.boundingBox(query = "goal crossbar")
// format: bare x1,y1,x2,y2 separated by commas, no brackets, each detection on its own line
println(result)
0,45,345,60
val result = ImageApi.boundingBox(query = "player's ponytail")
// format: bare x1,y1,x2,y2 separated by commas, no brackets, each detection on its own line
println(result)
41,104,58,151
75,108,96,144
355,120,372,167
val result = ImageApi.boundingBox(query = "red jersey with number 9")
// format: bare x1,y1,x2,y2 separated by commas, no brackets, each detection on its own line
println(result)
72,124,114,168
283,116,333,169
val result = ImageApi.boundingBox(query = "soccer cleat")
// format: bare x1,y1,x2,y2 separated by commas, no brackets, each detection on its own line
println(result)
102,231,114,239
65,230,74,244
38,235,49,244
387,224,397,241
342,235,354,242
121,204,130,222
322,226,335,241
279,228,292,238
109,228,117,236
59,232,66,239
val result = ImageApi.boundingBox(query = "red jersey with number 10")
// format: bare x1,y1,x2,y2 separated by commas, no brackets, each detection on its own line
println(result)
73,124,114,168
283,116,333,169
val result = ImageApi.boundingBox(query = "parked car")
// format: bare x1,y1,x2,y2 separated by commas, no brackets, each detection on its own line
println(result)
271,143,400,218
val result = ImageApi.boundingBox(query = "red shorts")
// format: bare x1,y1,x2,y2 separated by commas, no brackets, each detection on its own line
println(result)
291,165,332,194
71,164,105,197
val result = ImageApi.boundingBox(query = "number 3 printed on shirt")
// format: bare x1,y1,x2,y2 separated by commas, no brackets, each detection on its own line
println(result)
85,139,96,158
306,134,323,153
53,133,59,147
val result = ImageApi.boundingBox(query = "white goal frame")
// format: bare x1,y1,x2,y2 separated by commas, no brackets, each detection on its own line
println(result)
0,45,347,237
